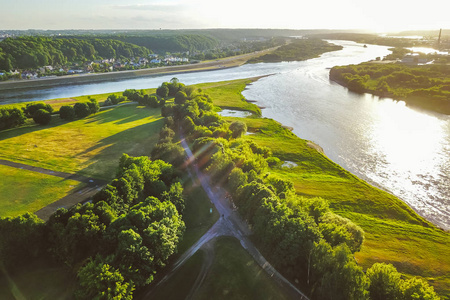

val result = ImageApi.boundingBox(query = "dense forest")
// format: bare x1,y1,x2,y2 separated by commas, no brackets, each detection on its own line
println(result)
95,34,220,54
0,36,150,71
248,38,343,63
330,63,450,114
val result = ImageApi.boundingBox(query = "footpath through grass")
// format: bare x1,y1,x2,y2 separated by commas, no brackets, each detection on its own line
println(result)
201,78,450,298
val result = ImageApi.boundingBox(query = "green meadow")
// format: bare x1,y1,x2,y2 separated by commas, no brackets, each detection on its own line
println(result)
198,79,449,298
0,104,163,181
0,164,84,217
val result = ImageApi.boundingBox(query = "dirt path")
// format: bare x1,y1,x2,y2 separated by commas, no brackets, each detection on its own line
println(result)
0,159,107,220
139,138,309,299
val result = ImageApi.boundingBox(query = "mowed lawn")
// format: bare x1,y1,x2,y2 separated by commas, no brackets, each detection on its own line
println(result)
0,164,84,217
0,104,164,181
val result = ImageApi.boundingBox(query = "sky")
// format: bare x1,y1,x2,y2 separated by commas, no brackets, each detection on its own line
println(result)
1,0,449,32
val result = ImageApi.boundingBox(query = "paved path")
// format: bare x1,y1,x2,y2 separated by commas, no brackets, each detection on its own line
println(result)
0,159,107,220
140,138,309,299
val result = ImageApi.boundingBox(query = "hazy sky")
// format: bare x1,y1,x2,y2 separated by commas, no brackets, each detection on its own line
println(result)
1,0,448,32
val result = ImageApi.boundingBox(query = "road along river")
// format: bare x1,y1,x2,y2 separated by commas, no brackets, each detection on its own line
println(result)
1,40,448,230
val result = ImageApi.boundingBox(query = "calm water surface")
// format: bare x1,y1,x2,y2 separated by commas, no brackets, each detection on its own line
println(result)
1,40,449,230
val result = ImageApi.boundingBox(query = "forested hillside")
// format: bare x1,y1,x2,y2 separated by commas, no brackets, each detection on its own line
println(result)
0,36,150,70
99,34,220,53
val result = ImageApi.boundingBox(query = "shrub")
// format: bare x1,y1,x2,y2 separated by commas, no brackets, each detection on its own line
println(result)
74,102,91,118
23,102,53,118
174,91,187,105
32,108,52,125
59,105,75,120
0,107,27,130
87,99,100,114
229,120,247,138
156,85,169,98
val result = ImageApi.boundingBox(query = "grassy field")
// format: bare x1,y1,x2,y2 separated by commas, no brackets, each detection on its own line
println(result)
201,79,450,298
139,251,205,300
0,257,76,300
0,104,163,180
177,176,220,254
0,164,84,217
194,237,293,300
194,78,263,115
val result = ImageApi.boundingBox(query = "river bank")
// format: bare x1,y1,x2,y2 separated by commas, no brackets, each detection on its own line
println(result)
0,48,277,91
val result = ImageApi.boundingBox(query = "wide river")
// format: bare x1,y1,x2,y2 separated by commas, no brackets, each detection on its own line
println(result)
1,40,449,230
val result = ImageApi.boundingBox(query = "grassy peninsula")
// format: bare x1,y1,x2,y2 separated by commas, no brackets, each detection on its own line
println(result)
330,63,450,114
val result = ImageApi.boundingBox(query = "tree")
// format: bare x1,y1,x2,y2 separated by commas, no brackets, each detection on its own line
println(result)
0,213,45,268
32,108,52,125
156,85,169,98
76,257,134,300
229,120,247,138
74,102,91,118
401,277,440,300
161,182,185,213
174,91,187,105
59,105,75,120
366,263,403,300
87,99,100,114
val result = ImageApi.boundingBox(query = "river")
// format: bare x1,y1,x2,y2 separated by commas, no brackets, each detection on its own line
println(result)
1,40,449,230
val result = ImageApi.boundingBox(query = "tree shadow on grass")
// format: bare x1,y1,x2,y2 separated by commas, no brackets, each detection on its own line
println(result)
83,105,161,126
0,116,68,142
75,117,165,181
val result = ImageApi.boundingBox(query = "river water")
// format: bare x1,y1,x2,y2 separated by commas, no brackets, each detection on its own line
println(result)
1,40,449,230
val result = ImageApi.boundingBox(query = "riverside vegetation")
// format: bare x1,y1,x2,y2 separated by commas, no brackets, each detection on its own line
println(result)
330,62,450,114
0,78,447,299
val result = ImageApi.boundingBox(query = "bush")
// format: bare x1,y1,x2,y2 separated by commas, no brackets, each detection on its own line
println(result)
74,102,91,118
0,107,27,130
87,99,100,114
32,108,52,125
156,85,169,98
174,91,187,105
23,102,53,118
229,120,247,138
59,105,75,120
